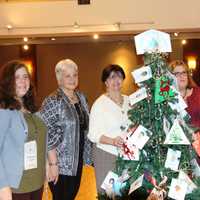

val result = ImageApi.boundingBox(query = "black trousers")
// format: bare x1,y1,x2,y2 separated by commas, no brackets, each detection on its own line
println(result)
49,160,83,200
12,187,43,200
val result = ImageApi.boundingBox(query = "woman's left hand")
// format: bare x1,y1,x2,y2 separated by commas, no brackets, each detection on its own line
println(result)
112,136,124,147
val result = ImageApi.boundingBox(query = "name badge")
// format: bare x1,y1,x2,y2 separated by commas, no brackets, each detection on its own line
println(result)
24,140,37,170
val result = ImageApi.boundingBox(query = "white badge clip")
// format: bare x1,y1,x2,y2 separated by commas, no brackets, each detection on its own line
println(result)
24,140,37,170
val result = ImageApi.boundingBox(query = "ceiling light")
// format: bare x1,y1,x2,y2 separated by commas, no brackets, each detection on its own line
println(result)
181,39,187,45
51,38,56,41
93,34,99,40
174,32,178,37
23,44,29,51
73,22,79,29
6,24,12,30
114,22,121,30
23,37,28,42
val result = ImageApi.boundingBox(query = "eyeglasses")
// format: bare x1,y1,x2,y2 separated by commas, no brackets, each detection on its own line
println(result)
173,71,188,77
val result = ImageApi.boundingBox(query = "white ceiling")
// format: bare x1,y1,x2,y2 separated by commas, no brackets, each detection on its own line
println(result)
0,0,199,40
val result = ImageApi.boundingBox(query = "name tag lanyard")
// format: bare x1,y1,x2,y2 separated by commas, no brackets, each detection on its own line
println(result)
19,112,38,140
20,112,39,170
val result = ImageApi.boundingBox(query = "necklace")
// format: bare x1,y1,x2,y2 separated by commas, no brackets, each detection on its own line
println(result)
107,93,124,107
65,92,78,103
62,88,78,103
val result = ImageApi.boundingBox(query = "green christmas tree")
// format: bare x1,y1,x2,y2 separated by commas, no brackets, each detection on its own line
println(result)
112,52,200,200
99,30,200,200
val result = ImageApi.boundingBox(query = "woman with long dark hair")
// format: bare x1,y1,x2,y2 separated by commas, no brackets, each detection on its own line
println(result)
0,60,57,200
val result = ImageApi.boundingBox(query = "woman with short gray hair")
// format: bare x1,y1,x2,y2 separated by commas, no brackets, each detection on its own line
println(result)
40,59,93,200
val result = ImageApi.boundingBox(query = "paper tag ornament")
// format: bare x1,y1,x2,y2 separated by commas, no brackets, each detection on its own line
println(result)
101,171,127,197
118,169,130,182
164,148,181,171
131,66,152,84
168,178,187,200
114,169,129,196
178,170,197,194
164,119,190,145
101,171,119,198
147,187,166,200
120,143,140,161
169,86,187,112
128,125,152,150
154,76,175,104
163,117,171,135
113,180,127,197
129,175,144,194
191,159,200,177
129,87,147,106
146,176,168,200
134,29,172,55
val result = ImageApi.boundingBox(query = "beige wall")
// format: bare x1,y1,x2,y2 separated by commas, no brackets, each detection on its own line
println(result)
0,0,200,37
36,41,139,106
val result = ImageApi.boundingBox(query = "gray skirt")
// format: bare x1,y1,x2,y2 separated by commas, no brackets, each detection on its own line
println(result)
93,146,117,192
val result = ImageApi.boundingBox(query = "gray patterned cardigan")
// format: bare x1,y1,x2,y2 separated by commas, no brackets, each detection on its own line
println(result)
40,88,93,176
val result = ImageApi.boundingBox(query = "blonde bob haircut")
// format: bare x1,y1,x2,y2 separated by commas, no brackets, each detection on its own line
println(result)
55,59,78,83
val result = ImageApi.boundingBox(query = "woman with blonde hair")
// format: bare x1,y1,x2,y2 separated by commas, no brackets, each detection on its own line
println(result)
40,59,93,200
169,60,200,128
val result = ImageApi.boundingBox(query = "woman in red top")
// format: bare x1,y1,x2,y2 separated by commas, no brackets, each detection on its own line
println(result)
169,60,200,128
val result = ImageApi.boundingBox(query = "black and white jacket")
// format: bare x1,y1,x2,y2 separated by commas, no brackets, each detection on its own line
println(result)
40,88,93,176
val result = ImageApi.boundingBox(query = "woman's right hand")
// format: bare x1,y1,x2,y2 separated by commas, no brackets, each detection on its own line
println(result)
46,163,59,184
0,187,12,200
112,136,124,147
49,165,59,184
47,148,59,184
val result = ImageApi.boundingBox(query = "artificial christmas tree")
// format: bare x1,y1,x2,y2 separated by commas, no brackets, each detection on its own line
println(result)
101,30,200,200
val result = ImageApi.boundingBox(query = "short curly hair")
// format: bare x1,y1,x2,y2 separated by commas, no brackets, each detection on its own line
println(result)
0,60,36,112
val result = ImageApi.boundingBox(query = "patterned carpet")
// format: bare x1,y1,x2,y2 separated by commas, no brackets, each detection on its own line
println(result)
42,166,98,200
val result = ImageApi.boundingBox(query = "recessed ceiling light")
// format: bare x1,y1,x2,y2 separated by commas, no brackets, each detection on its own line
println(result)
23,37,28,42
174,32,178,37
51,38,56,41
6,25,12,30
23,44,29,50
181,39,187,45
93,34,99,40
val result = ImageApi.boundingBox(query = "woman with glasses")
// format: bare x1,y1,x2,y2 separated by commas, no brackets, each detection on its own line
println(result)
88,64,130,193
169,60,200,128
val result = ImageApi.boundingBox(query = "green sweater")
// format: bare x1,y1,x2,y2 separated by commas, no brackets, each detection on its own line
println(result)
13,113,47,193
